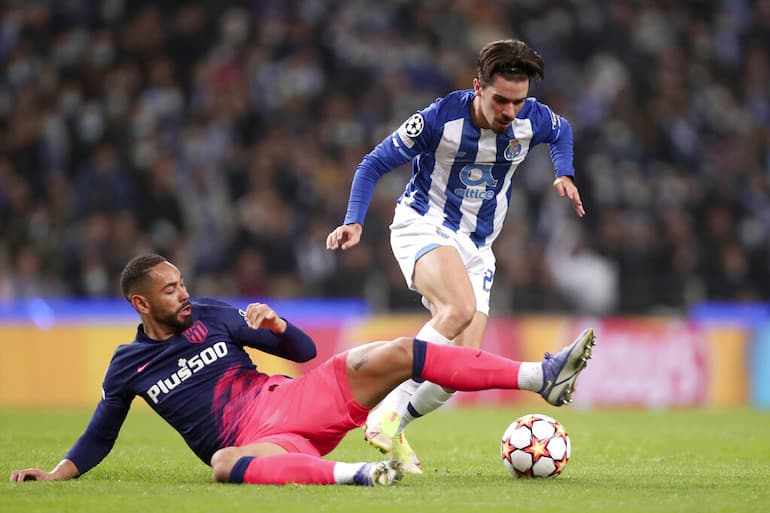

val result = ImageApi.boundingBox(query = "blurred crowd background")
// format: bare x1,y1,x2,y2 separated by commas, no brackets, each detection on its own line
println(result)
1,0,769,315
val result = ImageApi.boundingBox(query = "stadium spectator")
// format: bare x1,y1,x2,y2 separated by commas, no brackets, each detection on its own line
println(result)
0,1,767,310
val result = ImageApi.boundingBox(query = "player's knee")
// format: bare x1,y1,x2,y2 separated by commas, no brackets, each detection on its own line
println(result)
387,337,416,371
380,337,414,372
435,302,476,335
210,447,238,483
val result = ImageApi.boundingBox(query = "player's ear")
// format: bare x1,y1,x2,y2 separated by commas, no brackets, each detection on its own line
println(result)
473,77,482,95
130,294,150,314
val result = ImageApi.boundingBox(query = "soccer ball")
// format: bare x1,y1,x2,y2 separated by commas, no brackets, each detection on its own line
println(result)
500,413,571,478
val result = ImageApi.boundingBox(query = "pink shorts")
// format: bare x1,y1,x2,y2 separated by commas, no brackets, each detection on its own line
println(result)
234,352,370,456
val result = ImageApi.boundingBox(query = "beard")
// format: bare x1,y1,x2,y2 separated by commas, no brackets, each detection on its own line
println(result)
493,116,513,132
156,303,194,333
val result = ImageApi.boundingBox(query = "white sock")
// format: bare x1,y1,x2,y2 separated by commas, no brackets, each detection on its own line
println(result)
367,322,453,425
415,322,453,345
333,462,368,484
402,382,455,425
372,379,421,414
516,362,544,391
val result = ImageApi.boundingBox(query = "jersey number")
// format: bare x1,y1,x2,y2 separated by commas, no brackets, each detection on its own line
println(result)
483,269,494,293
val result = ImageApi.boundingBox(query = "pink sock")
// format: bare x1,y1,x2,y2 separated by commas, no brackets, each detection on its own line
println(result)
417,340,521,391
239,453,336,485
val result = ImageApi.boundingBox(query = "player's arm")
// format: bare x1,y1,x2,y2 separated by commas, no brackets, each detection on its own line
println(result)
549,119,585,218
327,110,432,251
9,459,79,482
531,101,585,218
326,143,410,250
237,302,317,362
9,393,132,482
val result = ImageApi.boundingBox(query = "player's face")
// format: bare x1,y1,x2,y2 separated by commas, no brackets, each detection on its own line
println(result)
473,74,530,133
145,262,193,332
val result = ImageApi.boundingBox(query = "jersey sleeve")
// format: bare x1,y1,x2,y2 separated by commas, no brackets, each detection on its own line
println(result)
343,100,441,225
235,320,317,362
215,302,317,362
64,363,134,475
527,100,575,178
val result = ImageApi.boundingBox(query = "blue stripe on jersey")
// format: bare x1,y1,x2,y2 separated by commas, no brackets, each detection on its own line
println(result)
442,119,481,232
407,154,434,216
405,107,446,215
470,133,514,246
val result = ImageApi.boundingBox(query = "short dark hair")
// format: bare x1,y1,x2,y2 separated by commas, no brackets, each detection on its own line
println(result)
120,254,168,301
476,39,545,87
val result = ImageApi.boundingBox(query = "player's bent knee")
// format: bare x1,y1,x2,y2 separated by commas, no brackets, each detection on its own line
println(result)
210,447,239,483
453,301,477,325
388,337,415,370
436,304,475,334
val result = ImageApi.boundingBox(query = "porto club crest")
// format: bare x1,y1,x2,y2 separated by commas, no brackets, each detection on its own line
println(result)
504,139,522,161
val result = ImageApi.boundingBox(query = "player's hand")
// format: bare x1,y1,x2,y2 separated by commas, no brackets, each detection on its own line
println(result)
243,303,287,334
553,176,585,218
10,459,79,482
10,468,55,482
326,223,363,250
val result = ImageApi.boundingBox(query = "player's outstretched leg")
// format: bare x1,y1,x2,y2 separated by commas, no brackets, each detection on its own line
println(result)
538,328,596,406
410,329,596,402
223,451,403,487
347,329,596,475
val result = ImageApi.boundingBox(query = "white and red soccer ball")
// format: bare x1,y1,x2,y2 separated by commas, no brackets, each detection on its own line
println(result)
501,413,571,478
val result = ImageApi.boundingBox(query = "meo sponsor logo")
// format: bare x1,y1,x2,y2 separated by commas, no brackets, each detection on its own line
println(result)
146,341,229,404
455,163,497,200
454,187,494,199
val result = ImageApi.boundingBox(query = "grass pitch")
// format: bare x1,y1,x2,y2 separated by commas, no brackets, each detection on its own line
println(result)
2,406,769,513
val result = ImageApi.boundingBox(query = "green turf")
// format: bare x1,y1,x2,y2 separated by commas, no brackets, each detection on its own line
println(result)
2,406,769,513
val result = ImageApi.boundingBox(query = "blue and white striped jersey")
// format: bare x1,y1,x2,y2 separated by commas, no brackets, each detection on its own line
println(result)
343,89,575,249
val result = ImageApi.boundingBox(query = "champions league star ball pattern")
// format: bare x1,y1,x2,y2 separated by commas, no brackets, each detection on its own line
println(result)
403,113,424,137
501,413,571,478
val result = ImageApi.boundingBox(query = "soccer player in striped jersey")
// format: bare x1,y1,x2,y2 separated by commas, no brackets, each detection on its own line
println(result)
327,39,588,473
10,254,594,486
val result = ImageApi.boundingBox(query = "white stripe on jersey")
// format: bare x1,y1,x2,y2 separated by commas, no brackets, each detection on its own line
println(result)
510,117,534,166
492,118,534,237
424,117,463,224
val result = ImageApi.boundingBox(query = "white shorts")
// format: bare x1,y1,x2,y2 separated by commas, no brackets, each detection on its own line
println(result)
389,203,496,315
